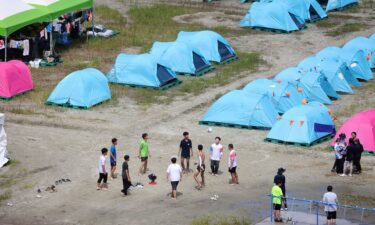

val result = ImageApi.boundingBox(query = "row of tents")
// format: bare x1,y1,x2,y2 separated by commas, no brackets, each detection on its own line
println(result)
108,31,237,89
240,0,358,32
199,33,375,148
0,30,237,108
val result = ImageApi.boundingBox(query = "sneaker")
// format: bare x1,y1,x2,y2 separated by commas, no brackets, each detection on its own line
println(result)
349,174,352,177
285,208,288,211
340,174,346,177
214,174,219,177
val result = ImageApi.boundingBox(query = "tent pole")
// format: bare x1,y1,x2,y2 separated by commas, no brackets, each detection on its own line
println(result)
4,36,7,62
50,29,53,56
91,7,95,37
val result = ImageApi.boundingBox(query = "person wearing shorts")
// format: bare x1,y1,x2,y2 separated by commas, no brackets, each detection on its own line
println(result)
110,138,118,180
167,156,182,200
323,185,338,225
138,133,151,175
228,144,238,185
178,131,193,173
194,144,205,189
272,181,283,222
97,148,108,190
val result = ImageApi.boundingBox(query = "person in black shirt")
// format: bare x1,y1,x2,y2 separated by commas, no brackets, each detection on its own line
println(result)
274,168,287,210
343,139,355,176
353,139,364,174
121,155,131,196
178,131,193,173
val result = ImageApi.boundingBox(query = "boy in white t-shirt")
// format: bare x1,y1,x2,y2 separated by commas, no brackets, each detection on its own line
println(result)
97,148,108,190
166,156,182,200
228,144,238,185
210,137,223,176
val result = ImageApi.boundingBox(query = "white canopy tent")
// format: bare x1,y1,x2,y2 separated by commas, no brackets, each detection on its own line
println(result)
0,114,8,168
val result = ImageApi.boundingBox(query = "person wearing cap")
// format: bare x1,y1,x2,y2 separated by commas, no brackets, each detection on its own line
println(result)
274,168,287,210
167,156,182,200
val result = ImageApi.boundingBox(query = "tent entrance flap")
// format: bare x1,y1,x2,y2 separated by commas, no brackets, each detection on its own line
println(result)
193,52,210,73
288,13,304,29
314,123,335,133
156,64,177,86
218,41,235,62
309,5,320,20
317,0,328,8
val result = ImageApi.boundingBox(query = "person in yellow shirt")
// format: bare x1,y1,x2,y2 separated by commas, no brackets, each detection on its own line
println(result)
272,181,284,222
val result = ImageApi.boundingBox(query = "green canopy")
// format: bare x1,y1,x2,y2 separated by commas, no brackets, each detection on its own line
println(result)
24,0,93,20
0,0,50,36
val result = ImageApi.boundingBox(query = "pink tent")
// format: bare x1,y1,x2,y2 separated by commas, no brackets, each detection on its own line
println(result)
0,60,33,99
330,109,375,152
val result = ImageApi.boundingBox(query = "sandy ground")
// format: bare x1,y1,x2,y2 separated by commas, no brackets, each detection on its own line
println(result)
1,1,375,225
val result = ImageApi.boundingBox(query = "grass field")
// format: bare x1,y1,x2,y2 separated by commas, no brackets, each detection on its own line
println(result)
1,4,263,112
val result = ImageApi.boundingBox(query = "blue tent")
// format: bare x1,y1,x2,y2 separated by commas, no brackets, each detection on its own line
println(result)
370,33,375,41
308,101,330,114
343,36,375,69
298,57,354,93
322,0,358,12
176,31,237,63
316,46,372,81
273,0,327,22
107,53,179,88
200,90,278,128
243,78,304,114
240,1,305,32
150,41,212,75
47,68,111,108
316,47,362,86
266,104,335,145
274,67,335,104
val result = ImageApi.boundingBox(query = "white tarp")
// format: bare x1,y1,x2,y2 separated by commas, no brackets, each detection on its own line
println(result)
0,113,8,168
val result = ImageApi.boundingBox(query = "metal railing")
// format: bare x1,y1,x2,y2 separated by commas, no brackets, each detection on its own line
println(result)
268,195,375,224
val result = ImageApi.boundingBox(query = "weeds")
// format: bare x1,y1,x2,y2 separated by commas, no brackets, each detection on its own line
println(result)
326,23,369,37
0,191,12,203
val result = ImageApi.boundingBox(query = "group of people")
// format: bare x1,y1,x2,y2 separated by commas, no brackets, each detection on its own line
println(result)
96,132,239,199
332,132,364,176
271,169,340,225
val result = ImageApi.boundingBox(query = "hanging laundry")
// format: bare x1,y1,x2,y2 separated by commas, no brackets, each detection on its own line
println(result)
23,39,29,56
0,40,4,50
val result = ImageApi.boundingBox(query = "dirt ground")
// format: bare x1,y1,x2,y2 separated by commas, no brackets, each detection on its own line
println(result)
1,1,375,225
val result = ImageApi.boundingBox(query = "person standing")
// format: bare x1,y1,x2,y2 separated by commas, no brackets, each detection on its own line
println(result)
333,139,345,175
110,138,118,180
210,137,223,176
121,155,131,196
272,181,283,223
193,144,205,189
273,168,287,210
138,133,151,175
349,132,357,143
167,156,182,200
353,139,364,174
323,185,338,225
178,132,193,173
228,144,239,185
343,139,354,176
97,148,108,190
